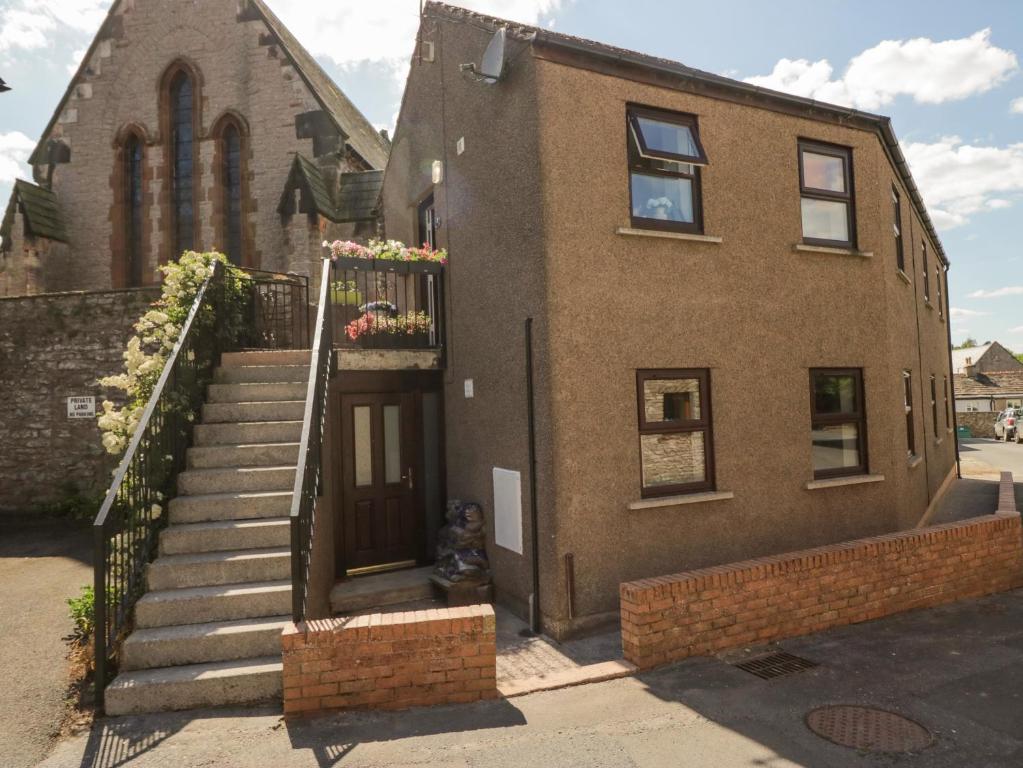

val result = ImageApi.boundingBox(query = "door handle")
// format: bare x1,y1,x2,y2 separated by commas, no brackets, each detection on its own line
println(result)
406,467,414,490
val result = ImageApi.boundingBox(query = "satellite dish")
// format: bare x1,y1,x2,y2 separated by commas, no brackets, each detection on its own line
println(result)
478,28,506,84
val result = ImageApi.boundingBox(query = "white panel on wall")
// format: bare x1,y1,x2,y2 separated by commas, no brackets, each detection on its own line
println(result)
492,468,523,555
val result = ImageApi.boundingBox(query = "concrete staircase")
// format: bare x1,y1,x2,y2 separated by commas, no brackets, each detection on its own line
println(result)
104,350,310,716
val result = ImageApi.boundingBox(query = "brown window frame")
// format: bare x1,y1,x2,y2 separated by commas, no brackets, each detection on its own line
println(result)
903,370,915,459
930,375,938,438
943,376,951,431
936,266,944,319
809,367,868,480
798,140,856,249
627,104,706,235
921,240,931,302
636,369,715,498
892,185,905,273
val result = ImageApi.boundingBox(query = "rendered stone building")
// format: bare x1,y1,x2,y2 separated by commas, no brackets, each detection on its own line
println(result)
0,0,389,297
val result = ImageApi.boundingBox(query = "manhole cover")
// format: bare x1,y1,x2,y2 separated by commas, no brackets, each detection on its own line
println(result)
733,652,817,680
806,706,933,753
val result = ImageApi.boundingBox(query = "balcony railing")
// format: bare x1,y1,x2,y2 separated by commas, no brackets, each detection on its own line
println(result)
329,258,444,352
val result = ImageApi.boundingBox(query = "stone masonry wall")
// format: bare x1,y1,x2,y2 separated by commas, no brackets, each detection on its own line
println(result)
620,512,1023,670
956,411,997,439
282,605,498,716
0,287,158,512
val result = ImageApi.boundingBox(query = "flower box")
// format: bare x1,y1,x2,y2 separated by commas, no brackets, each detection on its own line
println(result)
333,256,375,272
408,261,445,275
374,260,410,275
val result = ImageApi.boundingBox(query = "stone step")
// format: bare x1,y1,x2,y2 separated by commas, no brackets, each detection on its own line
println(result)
221,349,311,367
104,657,283,716
159,518,291,556
214,365,310,384
135,581,292,628
193,420,303,446
178,466,296,496
147,547,291,591
330,565,436,614
121,616,290,671
207,382,307,403
169,491,292,525
187,442,300,470
202,400,305,424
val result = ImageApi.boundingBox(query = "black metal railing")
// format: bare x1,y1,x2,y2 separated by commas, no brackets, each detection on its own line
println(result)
93,262,227,706
234,268,310,350
92,261,312,708
290,258,334,621
330,259,444,351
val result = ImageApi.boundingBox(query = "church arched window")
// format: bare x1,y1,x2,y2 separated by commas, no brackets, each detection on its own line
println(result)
124,133,144,286
168,68,196,256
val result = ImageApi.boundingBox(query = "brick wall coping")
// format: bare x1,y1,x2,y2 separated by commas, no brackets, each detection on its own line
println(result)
621,514,1019,602
999,472,1018,515
0,286,159,303
283,604,496,647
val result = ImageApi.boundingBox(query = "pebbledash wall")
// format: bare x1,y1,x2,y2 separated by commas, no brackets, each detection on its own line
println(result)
281,605,498,716
0,288,157,512
620,502,1023,670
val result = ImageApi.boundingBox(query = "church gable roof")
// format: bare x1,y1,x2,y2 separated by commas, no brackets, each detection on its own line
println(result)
1,180,68,247
279,156,382,224
335,171,383,223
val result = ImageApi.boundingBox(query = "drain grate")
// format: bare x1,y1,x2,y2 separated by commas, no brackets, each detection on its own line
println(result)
806,705,933,753
733,652,818,680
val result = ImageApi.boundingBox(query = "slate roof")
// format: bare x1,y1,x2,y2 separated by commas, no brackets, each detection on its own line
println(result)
952,344,994,374
0,180,68,247
335,171,383,223
423,1,949,267
27,0,389,170
280,156,382,223
954,372,1023,399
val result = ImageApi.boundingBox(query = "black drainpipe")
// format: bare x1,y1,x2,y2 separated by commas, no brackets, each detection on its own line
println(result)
525,318,542,635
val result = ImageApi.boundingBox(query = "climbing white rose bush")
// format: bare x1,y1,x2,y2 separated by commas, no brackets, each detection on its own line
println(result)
97,251,244,456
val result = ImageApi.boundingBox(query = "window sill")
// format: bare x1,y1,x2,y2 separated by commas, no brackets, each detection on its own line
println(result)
629,490,735,510
805,474,885,490
935,437,943,446
616,227,723,244
908,455,923,469
924,300,934,310
896,270,912,286
793,243,874,258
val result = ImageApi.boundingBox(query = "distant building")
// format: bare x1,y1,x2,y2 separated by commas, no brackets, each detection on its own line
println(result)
954,370,1023,413
951,342,1023,376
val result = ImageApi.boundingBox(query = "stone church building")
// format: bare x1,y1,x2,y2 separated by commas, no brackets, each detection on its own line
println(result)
0,0,389,297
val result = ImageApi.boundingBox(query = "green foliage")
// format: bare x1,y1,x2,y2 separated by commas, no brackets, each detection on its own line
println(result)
954,336,979,350
67,586,94,640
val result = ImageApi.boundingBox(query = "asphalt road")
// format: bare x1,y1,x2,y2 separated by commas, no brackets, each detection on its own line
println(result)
0,517,91,768
959,437,1023,477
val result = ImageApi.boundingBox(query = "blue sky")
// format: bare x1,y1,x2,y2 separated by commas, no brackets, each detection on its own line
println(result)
1,0,1021,350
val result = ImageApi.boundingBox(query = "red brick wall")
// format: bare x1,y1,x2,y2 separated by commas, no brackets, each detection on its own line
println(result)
620,513,1023,670
282,605,498,716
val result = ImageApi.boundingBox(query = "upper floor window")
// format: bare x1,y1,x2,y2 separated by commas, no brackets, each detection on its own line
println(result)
222,123,242,265
930,375,938,436
903,370,915,458
810,368,867,479
892,185,905,273
943,376,951,431
627,105,707,234
921,240,931,302
936,266,944,319
799,141,855,248
636,369,714,496
125,134,144,287
170,70,195,256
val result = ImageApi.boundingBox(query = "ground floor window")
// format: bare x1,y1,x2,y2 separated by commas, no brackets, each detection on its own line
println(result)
810,368,867,479
903,371,915,458
636,369,714,496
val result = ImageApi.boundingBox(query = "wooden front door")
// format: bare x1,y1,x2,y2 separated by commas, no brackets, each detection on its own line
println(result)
340,393,420,573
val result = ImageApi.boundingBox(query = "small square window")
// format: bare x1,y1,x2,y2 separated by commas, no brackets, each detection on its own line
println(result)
628,105,706,234
637,370,714,497
798,141,855,248
809,368,867,479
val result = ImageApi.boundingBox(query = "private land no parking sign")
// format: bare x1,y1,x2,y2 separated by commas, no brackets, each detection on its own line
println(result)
67,396,96,419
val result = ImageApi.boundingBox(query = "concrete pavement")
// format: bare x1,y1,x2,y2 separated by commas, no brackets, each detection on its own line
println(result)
0,516,91,768
38,588,1023,768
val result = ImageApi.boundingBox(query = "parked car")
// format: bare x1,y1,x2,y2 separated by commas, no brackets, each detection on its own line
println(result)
994,407,1022,443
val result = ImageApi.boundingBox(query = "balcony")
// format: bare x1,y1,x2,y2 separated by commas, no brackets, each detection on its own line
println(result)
329,257,445,369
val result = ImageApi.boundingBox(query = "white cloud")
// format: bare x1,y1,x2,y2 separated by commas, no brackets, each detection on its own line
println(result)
0,0,107,54
0,132,35,185
950,307,991,318
969,286,1023,299
1010,326,1023,333
1012,97,1023,114
901,136,1023,229
266,0,564,74
745,29,1018,111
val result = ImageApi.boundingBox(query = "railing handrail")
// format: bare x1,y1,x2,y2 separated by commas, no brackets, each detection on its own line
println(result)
93,261,222,531
289,258,334,622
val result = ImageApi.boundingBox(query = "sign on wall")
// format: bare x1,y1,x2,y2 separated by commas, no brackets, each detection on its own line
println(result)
67,396,96,419
492,468,523,555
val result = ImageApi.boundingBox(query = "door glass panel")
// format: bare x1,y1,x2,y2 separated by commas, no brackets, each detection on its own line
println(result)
383,404,401,485
353,406,372,487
